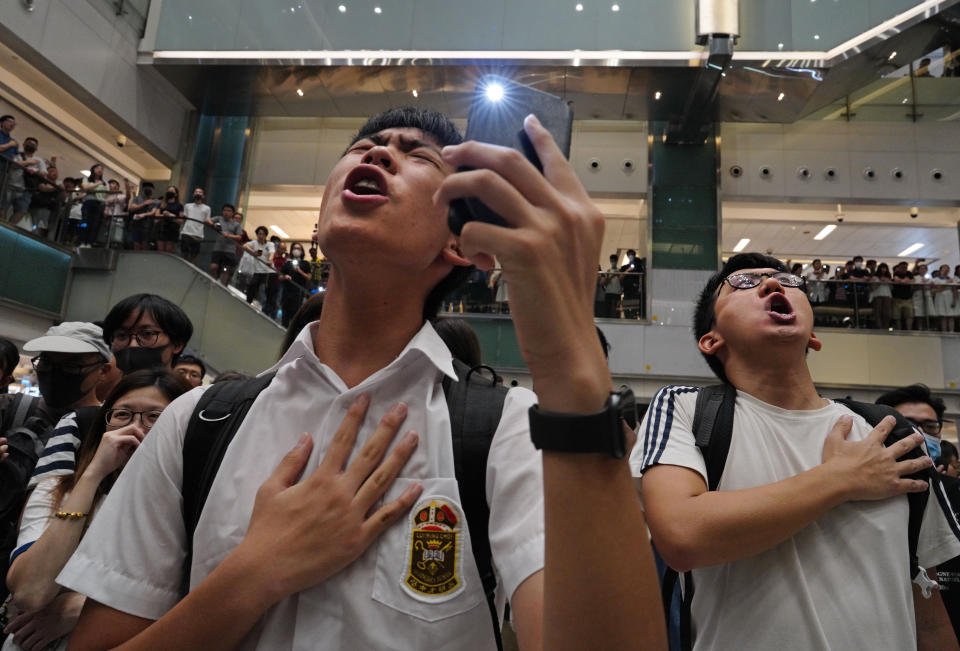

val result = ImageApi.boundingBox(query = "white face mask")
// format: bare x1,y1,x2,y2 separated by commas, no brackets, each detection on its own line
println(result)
854,262,863,269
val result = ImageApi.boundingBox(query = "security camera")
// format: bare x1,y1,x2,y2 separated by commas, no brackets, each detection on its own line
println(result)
588,158,600,170
116,135,127,148
837,215,844,223
910,206,919,219
621,159,635,172
729,165,743,178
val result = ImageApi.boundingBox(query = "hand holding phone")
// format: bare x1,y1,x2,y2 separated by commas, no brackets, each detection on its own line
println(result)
448,77,573,235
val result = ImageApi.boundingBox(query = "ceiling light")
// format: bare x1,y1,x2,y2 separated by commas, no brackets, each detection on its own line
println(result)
296,88,304,96
733,238,750,252
611,3,620,11
271,225,290,239
80,170,91,178
813,34,820,40
338,4,346,12
575,3,583,10
374,6,381,13
777,92,785,101
813,224,836,240
412,89,418,98
887,51,897,61
898,242,924,256
777,42,784,50
901,97,909,104
654,90,662,100
484,81,505,103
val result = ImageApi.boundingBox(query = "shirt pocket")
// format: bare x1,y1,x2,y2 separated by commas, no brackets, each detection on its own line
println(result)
372,477,486,622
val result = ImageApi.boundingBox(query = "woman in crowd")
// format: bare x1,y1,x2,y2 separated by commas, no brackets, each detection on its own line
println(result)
912,262,934,329
154,185,183,254
79,164,108,246
2,370,189,651
279,242,311,327
870,262,893,330
932,263,958,333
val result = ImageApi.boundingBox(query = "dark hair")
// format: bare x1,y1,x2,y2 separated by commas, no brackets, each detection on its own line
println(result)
52,369,190,508
346,108,470,320
280,293,325,357
610,254,618,262
0,115,14,123
790,263,803,275
102,294,194,351
222,203,235,212
693,252,788,383
108,179,119,187
433,318,483,368
141,182,155,190
255,226,268,236
213,371,251,383
626,249,636,257
596,326,610,360
89,163,104,181
23,137,37,146
875,383,946,423
875,263,891,279
174,354,206,378
0,337,19,378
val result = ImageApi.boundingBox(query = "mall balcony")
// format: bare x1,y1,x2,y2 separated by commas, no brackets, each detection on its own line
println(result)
0,0,958,431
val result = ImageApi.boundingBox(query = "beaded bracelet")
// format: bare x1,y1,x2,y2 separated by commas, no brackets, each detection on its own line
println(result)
54,511,87,521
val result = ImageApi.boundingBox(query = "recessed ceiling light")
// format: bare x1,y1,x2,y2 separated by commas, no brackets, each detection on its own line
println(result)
777,92,785,101
898,242,924,256
338,4,346,12
733,238,750,252
296,88,304,96
611,3,620,11
777,42,784,49
374,6,381,13
654,90,662,100
901,97,909,104
813,224,836,240
412,89,418,98
888,51,897,61
575,3,583,10
813,34,820,40
271,225,290,239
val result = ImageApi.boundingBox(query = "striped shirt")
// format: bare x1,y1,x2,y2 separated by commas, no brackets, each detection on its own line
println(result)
27,411,80,489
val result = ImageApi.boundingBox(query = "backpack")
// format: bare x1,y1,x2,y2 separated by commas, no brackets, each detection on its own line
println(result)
180,360,510,649
658,384,960,651
0,395,57,596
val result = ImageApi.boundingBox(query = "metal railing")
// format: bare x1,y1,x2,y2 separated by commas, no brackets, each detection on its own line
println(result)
808,278,960,333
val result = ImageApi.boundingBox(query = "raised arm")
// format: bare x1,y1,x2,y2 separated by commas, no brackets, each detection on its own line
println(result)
69,398,421,651
641,416,931,571
8,424,146,613
437,115,665,650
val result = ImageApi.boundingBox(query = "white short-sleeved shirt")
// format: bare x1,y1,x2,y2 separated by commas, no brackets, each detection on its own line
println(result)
179,203,210,239
631,385,960,651
59,321,544,651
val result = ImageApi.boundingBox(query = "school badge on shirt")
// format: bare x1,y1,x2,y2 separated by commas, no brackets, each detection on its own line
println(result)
405,499,463,598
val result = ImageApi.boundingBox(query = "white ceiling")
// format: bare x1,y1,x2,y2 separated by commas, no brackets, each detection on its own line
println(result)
723,202,960,267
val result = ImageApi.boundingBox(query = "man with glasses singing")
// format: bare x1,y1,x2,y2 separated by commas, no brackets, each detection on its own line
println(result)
632,252,960,650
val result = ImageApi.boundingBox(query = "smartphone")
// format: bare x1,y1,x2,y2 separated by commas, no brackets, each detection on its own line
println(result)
448,77,574,235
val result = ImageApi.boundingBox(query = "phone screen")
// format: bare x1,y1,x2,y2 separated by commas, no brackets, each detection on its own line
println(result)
448,77,574,235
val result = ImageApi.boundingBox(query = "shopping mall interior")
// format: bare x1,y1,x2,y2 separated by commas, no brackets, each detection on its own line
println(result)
0,0,958,437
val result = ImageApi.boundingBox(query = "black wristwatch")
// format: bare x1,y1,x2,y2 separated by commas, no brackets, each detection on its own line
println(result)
528,386,637,458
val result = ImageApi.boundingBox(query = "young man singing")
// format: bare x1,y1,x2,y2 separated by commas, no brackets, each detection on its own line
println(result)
632,252,960,650
61,108,663,651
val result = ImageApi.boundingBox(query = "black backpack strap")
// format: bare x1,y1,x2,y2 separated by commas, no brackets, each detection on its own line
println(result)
442,359,508,650
834,399,958,582
180,373,276,596
691,384,737,492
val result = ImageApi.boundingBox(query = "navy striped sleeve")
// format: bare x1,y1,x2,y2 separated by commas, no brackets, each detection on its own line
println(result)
630,385,701,478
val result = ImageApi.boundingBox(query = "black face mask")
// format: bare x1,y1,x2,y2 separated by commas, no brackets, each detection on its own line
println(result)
193,194,202,203
115,345,167,374
166,191,175,200
37,369,93,409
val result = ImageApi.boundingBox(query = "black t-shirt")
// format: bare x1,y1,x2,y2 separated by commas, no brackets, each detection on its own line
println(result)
282,259,312,287
936,474,960,640
892,270,914,299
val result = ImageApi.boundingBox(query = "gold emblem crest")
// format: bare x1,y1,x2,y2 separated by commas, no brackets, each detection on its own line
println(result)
406,500,460,596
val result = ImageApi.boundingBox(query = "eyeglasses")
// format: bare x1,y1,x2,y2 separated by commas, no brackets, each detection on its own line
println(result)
105,408,164,429
906,417,942,436
718,272,806,293
30,356,104,376
111,329,163,347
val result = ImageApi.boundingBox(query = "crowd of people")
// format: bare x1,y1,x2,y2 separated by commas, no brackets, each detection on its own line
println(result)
801,256,960,331
2,106,960,651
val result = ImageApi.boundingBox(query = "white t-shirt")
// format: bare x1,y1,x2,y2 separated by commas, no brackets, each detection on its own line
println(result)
631,385,960,651
804,268,829,303
59,321,544,650
238,240,275,275
179,202,210,239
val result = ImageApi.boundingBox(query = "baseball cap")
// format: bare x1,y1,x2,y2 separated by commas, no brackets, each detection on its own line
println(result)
24,322,112,362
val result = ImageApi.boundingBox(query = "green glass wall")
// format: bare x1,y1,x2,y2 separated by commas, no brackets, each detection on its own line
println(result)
0,225,71,316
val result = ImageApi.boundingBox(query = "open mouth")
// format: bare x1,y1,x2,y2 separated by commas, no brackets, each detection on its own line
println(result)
766,293,796,322
343,166,388,198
